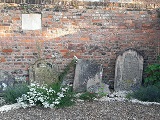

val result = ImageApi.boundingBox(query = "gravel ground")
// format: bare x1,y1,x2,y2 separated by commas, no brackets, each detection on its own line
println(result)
0,100,160,120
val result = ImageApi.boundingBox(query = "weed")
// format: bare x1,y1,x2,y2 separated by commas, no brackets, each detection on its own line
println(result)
128,86,160,102
79,92,97,102
144,56,160,86
3,83,29,104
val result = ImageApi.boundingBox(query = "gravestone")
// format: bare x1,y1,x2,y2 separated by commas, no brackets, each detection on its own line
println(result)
73,59,104,93
114,49,143,91
29,60,59,85
0,70,15,93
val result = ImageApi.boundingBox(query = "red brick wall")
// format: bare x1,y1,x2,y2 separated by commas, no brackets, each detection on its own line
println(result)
0,5,159,83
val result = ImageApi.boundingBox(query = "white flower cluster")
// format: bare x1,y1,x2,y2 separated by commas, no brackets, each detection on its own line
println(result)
2,83,7,91
16,82,70,108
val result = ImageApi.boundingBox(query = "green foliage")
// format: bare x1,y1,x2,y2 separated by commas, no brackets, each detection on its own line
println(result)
49,82,76,108
154,81,160,89
17,82,75,108
125,93,132,100
79,92,97,102
58,59,76,83
49,58,77,107
97,86,107,98
144,56,160,86
56,86,76,108
49,82,61,93
128,85,160,102
3,83,29,104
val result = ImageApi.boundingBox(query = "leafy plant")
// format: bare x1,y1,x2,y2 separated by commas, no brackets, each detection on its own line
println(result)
17,82,75,108
154,81,160,89
127,85,160,102
97,85,107,98
144,56,160,86
56,85,75,108
79,92,97,102
3,83,29,104
125,92,132,100
58,59,77,83
50,82,76,108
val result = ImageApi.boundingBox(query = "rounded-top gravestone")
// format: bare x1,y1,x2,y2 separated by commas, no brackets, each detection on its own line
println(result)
29,60,59,85
114,49,143,91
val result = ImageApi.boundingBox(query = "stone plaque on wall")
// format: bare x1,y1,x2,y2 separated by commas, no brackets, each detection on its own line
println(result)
29,60,59,85
114,49,143,91
22,14,41,30
73,59,103,93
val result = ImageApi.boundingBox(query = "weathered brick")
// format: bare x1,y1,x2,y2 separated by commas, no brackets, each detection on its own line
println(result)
80,37,90,41
23,39,32,43
125,20,132,24
2,48,13,53
14,62,23,65
60,49,69,53
61,18,69,22
0,57,6,62
0,26,4,30
142,23,152,29
47,15,53,18
1,24,10,26
12,17,20,21
54,37,61,41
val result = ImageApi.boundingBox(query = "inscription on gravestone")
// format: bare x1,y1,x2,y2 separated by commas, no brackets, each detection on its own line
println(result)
29,60,59,85
73,59,103,93
114,49,143,91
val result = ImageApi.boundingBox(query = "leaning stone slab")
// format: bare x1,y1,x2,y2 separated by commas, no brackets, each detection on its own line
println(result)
29,60,59,85
73,59,103,93
114,49,143,91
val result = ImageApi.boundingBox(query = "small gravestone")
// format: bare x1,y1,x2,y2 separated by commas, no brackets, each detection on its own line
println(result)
114,49,143,91
29,60,59,85
0,70,15,93
73,59,104,93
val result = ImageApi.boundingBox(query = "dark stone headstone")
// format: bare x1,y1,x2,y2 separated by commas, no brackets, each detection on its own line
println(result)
73,59,103,93
0,70,15,93
29,60,59,85
114,49,143,91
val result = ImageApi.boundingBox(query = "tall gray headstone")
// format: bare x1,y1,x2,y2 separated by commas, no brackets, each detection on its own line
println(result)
114,49,143,91
73,59,103,93
29,60,59,85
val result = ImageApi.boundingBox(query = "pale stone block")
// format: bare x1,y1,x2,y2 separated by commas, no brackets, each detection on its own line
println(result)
22,14,41,30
